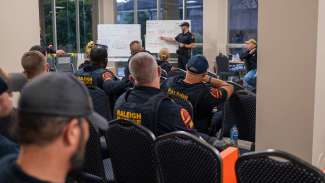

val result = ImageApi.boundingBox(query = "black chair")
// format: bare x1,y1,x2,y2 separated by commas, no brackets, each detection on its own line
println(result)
227,81,245,92
154,131,222,183
105,119,158,183
222,90,256,143
88,87,113,121
236,150,325,183
83,124,114,182
70,172,105,183
55,56,75,73
167,68,186,78
47,56,56,72
216,54,239,80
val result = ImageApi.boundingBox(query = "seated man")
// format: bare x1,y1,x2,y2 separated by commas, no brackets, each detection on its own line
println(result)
21,51,48,80
162,55,234,134
114,52,194,136
240,39,257,89
124,40,144,79
0,73,108,182
0,77,18,159
75,47,117,89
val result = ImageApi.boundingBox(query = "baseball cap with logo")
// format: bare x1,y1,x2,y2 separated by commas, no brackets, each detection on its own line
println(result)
18,72,108,132
186,55,209,74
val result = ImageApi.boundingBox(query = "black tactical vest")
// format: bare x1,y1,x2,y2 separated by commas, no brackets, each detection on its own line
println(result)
114,90,170,134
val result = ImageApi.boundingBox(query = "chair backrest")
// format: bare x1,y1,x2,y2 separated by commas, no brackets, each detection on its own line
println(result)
154,131,222,183
106,119,157,183
216,54,230,73
47,56,56,72
222,90,256,142
55,56,75,73
83,124,106,180
167,68,186,78
227,81,245,92
236,150,325,183
88,87,113,121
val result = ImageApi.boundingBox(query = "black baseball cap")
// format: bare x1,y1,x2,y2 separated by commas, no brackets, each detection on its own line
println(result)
180,22,190,27
18,73,108,132
0,77,8,95
186,55,209,74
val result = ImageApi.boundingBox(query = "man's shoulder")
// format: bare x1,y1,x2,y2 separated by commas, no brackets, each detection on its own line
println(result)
0,154,17,181
159,97,181,112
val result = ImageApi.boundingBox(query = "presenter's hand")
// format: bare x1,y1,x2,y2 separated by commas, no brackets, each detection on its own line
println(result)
179,43,185,48
160,36,166,41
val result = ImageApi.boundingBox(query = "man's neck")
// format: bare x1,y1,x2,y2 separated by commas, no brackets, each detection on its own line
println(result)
17,145,69,183
135,82,160,90
184,73,202,84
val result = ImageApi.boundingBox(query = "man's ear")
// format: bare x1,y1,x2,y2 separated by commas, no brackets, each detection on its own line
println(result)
45,63,49,72
62,119,80,147
129,75,135,84
157,66,161,77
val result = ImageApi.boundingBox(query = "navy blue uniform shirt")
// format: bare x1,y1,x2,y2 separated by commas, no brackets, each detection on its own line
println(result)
175,32,195,56
162,75,228,133
114,86,194,136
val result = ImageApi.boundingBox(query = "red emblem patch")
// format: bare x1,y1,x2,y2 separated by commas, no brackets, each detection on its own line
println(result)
180,108,194,129
102,71,113,81
210,88,222,99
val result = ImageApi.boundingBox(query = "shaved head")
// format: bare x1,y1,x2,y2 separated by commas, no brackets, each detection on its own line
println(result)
129,52,160,86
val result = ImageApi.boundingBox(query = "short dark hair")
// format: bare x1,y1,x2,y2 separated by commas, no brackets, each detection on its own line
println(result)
90,47,108,65
129,40,141,47
29,45,47,56
14,112,72,146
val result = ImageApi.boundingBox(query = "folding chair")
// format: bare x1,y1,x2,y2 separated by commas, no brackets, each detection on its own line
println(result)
105,119,158,183
236,150,325,183
55,56,75,73
154,131,222,183
221,90,256,150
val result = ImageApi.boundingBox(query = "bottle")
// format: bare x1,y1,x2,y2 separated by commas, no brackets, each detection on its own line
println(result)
230,125,239,147
236,53,240,61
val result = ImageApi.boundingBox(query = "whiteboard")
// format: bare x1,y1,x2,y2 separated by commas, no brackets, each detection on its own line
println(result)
145,20,191,53
97,24,141,57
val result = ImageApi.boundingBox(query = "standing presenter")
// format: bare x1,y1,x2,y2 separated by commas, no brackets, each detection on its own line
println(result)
160,22,196,70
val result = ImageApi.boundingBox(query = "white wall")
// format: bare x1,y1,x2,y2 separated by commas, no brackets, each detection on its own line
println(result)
256,0,319,162
312,0,325,168
203,0,228,70
0,0,40,72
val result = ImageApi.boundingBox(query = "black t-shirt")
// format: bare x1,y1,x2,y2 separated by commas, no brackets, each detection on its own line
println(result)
0,155,50,183
175,32,195,56
162,76,228,133
114,86,194,136
240,49,257,71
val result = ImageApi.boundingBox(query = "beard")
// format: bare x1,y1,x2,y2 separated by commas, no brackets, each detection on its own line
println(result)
67,125,87,177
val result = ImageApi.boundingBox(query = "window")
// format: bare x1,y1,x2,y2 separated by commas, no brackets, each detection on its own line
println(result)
116,0,134,24
79,0,93,52
39,0,54,48
39,0,94,53
138,0,157,45
56,0,77,52
228,0,258,44
185,0,203,54
159,0,183,20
